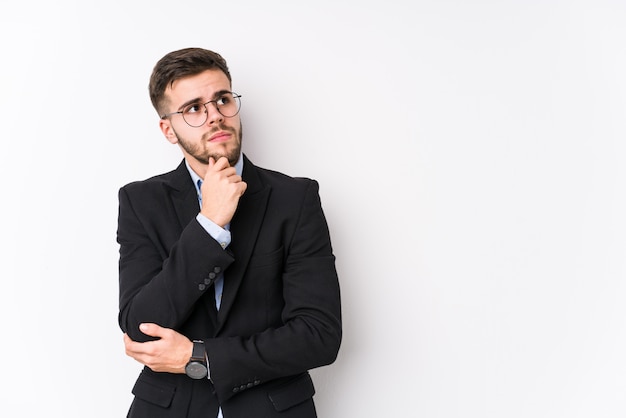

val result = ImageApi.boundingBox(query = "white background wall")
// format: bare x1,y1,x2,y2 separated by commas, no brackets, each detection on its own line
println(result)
1,1,625,417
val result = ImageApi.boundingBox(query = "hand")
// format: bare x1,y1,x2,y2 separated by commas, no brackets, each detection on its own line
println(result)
123,323,193,374
200,156,247,227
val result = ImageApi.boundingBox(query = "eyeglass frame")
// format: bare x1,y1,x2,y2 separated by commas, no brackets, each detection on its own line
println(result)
160,91,242,127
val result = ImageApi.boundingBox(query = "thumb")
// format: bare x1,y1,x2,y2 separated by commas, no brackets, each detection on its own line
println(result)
139,322,164,337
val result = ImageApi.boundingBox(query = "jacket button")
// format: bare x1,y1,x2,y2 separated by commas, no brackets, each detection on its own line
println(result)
232,387,239,393
198,284,206,291
254,380,260,385
209,272,216,279
214,266,221,274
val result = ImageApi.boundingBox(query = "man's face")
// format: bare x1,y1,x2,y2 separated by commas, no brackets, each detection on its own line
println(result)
159,69,242,170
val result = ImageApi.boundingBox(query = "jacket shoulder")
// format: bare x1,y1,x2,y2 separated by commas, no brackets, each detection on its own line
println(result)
119,163,186,196
253,164,318,191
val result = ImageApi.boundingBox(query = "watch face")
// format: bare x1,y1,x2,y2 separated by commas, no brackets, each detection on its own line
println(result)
185,361,208,379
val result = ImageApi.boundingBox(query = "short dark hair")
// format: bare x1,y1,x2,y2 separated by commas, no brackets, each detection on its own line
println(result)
149,47,232,116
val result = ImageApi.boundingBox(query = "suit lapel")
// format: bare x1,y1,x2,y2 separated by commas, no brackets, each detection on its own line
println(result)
168,160,201,230
217,155,270,330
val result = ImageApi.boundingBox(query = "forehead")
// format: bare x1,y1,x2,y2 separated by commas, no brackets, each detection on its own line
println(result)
166,69,231,104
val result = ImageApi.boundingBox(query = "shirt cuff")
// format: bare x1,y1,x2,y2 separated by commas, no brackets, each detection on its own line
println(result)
205,351,212,381
196,213,231,249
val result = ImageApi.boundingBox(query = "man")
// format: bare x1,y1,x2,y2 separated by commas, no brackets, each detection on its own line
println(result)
117,47,342,418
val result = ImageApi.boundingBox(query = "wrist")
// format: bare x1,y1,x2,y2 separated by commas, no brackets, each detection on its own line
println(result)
185,340,208,379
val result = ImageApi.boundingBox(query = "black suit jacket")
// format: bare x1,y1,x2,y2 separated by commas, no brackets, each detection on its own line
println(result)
117,154,341,417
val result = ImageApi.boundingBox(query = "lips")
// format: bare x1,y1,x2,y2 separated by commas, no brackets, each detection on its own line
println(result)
208,131,231,142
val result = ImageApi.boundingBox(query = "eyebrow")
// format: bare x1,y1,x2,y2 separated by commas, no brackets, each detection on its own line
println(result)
177,89,232,112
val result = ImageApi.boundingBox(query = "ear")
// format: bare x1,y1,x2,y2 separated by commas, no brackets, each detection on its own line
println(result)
159,119,178,145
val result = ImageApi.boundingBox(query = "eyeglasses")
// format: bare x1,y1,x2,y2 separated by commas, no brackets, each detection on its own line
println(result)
161,92,242,127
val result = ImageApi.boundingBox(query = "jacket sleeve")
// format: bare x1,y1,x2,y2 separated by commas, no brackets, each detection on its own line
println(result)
117,185,234,342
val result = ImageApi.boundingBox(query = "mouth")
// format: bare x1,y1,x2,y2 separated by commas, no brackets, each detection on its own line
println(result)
209,131,232,142
208,131,231,143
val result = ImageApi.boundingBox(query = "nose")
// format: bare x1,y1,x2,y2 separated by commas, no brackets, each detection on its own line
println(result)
204,102,224,125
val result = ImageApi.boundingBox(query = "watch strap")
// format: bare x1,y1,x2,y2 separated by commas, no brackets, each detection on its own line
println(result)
191,340,205,362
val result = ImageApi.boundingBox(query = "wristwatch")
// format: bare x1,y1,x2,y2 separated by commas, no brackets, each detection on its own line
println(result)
185,340,208,379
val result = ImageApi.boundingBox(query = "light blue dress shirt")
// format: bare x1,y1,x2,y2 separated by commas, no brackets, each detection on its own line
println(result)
185,154,243,418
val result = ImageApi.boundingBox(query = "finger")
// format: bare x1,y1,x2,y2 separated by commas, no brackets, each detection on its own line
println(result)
124,333,141,352
217,156,231,166
139,322,165,338
237,182,247,197
227,174,243,183
124,335,141,357
212,156,230,171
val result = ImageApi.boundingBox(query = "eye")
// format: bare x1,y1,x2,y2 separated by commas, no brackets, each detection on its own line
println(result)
183,103,204,114
216,94,232,106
